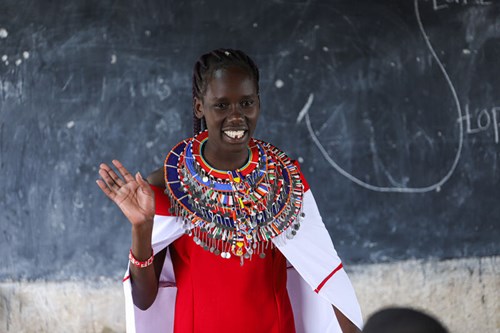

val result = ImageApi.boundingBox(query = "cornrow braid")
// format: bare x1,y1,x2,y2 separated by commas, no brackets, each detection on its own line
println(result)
191,48,260,135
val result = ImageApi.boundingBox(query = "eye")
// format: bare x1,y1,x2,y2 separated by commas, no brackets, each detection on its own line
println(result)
240,99,254,108
214,103,228,109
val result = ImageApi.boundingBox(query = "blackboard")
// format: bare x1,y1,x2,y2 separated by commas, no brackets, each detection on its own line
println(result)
1,0,499,280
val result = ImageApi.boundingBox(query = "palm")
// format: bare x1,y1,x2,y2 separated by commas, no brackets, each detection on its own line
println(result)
97,160,155,226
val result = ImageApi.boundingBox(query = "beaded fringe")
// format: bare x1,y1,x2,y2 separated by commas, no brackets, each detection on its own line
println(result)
163,133,305,265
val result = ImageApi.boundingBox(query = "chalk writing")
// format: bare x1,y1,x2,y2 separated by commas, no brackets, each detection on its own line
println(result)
459,104,500,143
0,80,23,100
298,0,466,193
99,76,172,102
431,0,492,11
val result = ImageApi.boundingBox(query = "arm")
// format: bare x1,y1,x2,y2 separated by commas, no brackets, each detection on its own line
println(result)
96,161,165,310
129,224,167,310
334,306,362,333
130,167,168,309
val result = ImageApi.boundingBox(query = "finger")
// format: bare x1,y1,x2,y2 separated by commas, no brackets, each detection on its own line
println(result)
95,179,116,201
112,160,135,183
100,163,126,187
98,168,121,191
136,172,154,196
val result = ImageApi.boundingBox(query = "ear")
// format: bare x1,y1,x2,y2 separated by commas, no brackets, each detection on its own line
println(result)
194,97,204,119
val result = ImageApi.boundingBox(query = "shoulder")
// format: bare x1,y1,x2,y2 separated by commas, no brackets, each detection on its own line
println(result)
147,167,165,188
147,167,173,215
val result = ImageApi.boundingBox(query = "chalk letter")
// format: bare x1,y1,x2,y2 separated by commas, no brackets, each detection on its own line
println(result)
477,108,491,130
492,107,500,144
433,0,449,10
462,104,481,134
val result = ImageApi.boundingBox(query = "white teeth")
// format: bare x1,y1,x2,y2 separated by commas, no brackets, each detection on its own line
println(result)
224,130,245,139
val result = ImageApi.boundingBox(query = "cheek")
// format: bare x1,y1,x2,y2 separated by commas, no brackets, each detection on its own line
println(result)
248,108,260,121
204,113,222,129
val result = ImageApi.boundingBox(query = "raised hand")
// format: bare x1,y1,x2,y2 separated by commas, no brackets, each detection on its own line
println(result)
96,160,155,227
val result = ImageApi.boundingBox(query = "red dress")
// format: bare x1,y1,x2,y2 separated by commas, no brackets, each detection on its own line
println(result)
169,233,296,333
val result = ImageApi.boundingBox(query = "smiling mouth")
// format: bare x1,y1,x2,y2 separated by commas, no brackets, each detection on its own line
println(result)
223,130,246,140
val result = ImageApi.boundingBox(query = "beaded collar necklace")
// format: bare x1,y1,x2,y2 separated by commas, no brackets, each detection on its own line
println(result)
164,131,304,264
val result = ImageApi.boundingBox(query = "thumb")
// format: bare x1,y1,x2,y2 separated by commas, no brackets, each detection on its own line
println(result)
136,172,152,193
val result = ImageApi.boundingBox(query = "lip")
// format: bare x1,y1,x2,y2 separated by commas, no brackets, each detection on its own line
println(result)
222,127,248,132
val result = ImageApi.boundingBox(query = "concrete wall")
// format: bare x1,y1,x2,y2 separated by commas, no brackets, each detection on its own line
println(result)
351,256,499,333
1,256,498,333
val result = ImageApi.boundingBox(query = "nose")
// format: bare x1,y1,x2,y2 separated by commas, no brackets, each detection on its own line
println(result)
227,103,244,119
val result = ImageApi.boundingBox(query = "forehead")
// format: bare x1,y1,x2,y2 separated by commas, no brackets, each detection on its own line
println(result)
205,67,257,99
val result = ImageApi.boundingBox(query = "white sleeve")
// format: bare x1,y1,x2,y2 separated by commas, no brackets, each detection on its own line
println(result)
274,189,363,332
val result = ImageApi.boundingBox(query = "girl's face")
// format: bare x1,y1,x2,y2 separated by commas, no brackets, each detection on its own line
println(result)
194,66,260,164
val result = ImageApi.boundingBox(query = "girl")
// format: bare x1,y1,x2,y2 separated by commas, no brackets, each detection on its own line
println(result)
97,49,362,333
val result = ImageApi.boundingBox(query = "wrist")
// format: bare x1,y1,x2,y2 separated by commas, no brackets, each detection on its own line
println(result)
132,219,154,232
129,248,154,268
131,222,153,257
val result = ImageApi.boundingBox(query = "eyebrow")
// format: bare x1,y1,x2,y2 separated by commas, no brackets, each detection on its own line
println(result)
209,94,257,101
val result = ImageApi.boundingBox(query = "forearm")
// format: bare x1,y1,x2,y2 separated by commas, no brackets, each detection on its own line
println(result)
334,306,362,333
129,223,159,310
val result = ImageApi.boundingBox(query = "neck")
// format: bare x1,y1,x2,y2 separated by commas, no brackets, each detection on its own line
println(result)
202,141,249,171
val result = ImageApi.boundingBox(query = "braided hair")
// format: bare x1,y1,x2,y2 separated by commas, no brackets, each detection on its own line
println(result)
192,48,260,135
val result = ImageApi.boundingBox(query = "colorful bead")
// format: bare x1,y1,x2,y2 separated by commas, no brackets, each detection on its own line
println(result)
163,131,304,264
129,249,154,268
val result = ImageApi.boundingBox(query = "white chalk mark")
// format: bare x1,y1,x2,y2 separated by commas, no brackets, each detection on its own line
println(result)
101,77,107,102
304,55,310,60
298,156,304,163
66,121,75,129
253,22,258,28
296,93,314,124
275,79,284,88
146,141,154,149
299,0,464,193
1,55,7,62
4,60,8,66
0,28,8,38
110,54,117,64
322,46,329,52
61,75,73,91
462,49,471,55
73,199,84,209
413,0,463,190
15,59,22,66
305,110,422,192
22,51,29,59
145,30,151,37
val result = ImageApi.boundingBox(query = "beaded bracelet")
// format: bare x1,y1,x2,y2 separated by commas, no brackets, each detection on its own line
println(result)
129,249,154,268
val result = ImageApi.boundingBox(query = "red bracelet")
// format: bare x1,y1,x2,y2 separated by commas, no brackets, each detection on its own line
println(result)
129,249,154,268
